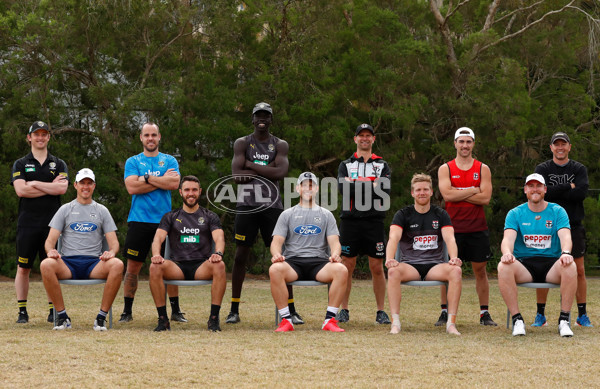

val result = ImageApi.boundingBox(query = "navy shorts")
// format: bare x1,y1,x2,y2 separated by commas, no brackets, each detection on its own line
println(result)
234,206,282,247
519,257,558,283
285,257,329,281
172,259,207,280
455,231,491,263
16,227,51,269
62,256,101,280
340,218,386,259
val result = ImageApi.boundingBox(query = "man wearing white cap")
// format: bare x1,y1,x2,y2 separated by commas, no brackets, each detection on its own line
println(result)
437,127,496,326
41,168,123,331
269,172,348,332
498,173,577,337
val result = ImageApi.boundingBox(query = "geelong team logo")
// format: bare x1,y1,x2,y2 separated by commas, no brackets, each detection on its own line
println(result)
432,220,439,229
69,222,98,232
293,225,322,235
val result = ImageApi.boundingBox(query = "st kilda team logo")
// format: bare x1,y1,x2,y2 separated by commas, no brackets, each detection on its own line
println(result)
432,220,439,229
546,220,553,228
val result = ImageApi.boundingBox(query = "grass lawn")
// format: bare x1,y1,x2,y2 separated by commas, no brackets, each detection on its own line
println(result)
0,278,598,388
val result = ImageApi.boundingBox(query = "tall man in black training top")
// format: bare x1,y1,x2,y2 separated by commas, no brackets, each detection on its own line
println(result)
11,121,69,324
533,132,592,327
227,102,301,324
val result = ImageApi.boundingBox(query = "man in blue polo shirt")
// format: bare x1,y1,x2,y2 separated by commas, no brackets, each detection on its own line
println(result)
498,173,577,337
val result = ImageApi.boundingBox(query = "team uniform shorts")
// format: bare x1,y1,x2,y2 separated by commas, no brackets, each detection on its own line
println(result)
123,222,162,262
571,224,586,258
454,230,491,263
519,257,558,283
62,256,101,279
339,218,386,259
16,226,51,269
406,263,439,281
172,258,208,280
234,206,282,247
285,257,329,281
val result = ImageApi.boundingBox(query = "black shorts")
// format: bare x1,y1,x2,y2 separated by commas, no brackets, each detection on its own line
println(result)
285,257,329,281
455,231,491,263
16,226,51,269
340,218,386,259
520,257,558,283
123,222,163,262
571,224,586,258
407,263,438,281
172,259,207,280
234,206,282,247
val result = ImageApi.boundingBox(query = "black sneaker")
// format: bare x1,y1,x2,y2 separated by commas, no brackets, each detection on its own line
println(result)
375,310,391,324
207,315,221,332
171,311,188,323
154,316,171,332
291,312,304,325
225,312,240,324
336,309,349,323
119,312,133,323
16,312,29,324
480,311,498,326
435,311,448,326
53,316,72,330
47,309,54,323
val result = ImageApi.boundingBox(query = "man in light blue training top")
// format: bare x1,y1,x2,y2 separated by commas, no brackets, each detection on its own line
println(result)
120,122,182,323
498,173,577,337
41,168,123,331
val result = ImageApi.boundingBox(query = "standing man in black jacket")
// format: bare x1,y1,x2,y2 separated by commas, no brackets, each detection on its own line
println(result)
533,132,592,327
336,123,392,324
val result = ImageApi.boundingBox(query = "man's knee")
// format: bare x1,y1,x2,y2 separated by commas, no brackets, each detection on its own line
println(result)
369,259,384,276
149,263,164,278
448,265,462,281
213,260,226,277
126,259,143,274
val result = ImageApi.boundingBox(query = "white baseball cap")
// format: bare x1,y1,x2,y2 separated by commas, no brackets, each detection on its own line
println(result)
454,127,475,140
75,168,95,183
297,172,318,186
525,173,545,185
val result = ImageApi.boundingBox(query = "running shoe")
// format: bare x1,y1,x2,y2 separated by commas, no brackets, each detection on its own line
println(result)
335,309,349,323
322,318,345,332
435,311,448,326
93,318,108,332
171,311,188,323
375,310,391,324
47,309,54,323
512,319,526,336
118,312,133,323
291,312,304,325
480,311,498,326
558,320,574,337
207,316,221,332
275,318,294,332
16,312,29,324
225,311,240,324
576,314,593,327
53,316,72,331
154,316,171,332
530,313,547,327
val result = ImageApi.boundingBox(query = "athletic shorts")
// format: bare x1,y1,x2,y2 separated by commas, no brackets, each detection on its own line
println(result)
234,206,282,247
16,226,51,269
62,256,101,280
285,257,329,281
519,257,558,283
406,263,439,281
571,224,586,258
172,259,207,281
123,222,162,262
340,218,386,259
454,231,491,263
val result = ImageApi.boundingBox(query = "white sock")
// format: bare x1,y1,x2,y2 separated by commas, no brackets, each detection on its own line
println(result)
392,314,400,326
480,309,488,315
278,307,291,319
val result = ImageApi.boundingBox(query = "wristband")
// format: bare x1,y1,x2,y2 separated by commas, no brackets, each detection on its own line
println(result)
561,251,571,255
215,251,223,257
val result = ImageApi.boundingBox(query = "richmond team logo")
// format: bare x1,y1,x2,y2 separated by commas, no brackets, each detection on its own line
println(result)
432,220,439,229
268,144,274,151
546,220,553,228
158,161,165,167
49,162,56,169
198,217,205,225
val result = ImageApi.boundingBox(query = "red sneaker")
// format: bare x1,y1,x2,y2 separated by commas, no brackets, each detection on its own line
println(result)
275,318,294,332
322,318,345,332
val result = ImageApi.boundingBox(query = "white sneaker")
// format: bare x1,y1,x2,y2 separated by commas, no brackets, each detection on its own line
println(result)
558,320,574,337
53,317,72,330
512,319,526,336
93,319,108,332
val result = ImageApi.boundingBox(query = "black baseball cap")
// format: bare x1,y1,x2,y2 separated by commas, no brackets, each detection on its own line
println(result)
355,123,374,136
252,102,273,116
28,121,49,134
550,132,570,144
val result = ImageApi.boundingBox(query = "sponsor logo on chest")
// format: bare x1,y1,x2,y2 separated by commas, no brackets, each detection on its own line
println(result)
413,235,438,250
523,235,552,249
180,227,200,234
293,225,322,235
69,222,98,232
181,235,199,243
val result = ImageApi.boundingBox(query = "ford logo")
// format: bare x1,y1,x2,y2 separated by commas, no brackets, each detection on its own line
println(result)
69,222,98,232
293,225,322,235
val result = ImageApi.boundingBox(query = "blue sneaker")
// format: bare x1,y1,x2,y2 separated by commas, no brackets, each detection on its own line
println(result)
530,313,547,327
576,314,593,327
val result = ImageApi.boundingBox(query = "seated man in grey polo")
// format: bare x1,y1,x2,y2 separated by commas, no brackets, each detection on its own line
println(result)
149,175,226,332
41,168,123,331
269,172,348,332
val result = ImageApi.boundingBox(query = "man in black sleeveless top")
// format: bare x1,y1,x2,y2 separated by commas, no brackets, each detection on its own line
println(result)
226,102,301,324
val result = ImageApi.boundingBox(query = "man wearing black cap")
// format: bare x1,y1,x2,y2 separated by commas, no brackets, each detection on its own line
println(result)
226,102,301,324
336,123,392,325
533,132,592,327
11,121,69,323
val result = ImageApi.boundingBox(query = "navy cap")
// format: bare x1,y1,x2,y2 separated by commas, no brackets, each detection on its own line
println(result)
252,102,273,116
355,123,374,136
29,121,49,134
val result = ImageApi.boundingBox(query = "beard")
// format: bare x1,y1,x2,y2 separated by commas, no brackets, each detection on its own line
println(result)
183,196,199,208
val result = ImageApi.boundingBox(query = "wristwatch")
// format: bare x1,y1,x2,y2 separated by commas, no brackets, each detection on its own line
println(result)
144,173,150,184
215,251,224,257
561,251,572,255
